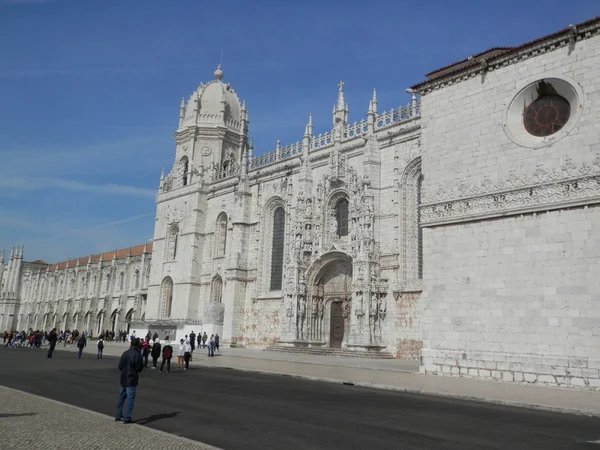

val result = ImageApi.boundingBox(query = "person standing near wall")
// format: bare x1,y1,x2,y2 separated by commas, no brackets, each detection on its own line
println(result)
77,334,87,359
47,328,58,358
183,339,192,370
160,340,173,374
189,330,196,360
115,338,143,424
97,338,104,359
150,339,161,369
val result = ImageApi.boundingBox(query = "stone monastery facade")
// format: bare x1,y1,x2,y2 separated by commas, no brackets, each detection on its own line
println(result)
3,17,600,389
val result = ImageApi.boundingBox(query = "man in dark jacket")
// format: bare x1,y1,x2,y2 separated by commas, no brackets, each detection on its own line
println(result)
47,328,58,358
115,338,143,423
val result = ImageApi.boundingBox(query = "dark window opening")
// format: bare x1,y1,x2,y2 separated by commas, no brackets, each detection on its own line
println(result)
336,198,349,237
270,207,285,291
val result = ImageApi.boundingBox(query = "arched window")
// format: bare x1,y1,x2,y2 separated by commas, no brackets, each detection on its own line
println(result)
180,156,189,187
134,270,140,289
215,213,227,257
211,275,223,303
159,277,173,318
270,207,285,291
336,198,349,237
166,225,179,260
119,272,125,291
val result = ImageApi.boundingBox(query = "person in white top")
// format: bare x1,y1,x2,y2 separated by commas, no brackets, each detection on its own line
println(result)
177,339,185,370
183,340,192,370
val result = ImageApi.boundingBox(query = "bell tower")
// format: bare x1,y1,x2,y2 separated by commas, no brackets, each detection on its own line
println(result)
143,66,249,341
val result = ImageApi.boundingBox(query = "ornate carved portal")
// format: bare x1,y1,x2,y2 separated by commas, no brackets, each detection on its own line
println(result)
307,257,352,347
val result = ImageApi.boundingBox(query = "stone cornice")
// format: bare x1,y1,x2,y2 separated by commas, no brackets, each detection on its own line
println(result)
421,155,600,226
157,183,202,203
412,19,600,95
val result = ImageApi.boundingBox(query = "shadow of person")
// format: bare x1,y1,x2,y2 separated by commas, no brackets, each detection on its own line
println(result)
0,413,37,419
135,411,180,425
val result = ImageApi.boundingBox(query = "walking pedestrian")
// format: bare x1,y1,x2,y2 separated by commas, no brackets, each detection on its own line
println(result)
97,338,104,359
141,338,150,368
202,332,207,348
77,334,87,359
4,331,12,348
160,340,173,374
208,335,215,357
115,338,143,424
47,328,58,358
183,339,192,370
215,333,220,353
189,331,196,359
150,339,161,369
197,332,202,351
177,339,185,369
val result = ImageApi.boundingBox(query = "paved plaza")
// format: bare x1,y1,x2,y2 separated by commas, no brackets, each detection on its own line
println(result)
55,341,600,417
0,385,219,450
2,346,600,449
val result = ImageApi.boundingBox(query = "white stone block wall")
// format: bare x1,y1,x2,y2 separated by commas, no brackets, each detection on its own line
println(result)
421,207,600,388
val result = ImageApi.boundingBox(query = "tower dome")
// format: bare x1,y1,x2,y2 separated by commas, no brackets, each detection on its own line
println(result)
180,65,242,129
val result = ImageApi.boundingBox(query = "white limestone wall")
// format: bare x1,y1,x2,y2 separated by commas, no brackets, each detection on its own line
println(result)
421,207,600,388
421,35,600,195
419,34,600,385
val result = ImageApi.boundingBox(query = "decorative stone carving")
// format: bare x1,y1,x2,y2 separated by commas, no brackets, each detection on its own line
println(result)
421,155,600,226
165,207,184,225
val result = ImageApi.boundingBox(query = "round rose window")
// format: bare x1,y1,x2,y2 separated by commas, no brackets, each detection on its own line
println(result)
523,95,571,137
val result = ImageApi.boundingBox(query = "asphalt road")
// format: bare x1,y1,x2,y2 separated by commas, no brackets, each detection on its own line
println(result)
1,346,600,450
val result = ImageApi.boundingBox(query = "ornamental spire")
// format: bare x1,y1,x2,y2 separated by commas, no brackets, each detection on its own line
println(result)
336,80,345,110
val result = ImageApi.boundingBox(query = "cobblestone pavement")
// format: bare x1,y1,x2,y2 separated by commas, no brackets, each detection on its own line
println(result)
0,386,220,450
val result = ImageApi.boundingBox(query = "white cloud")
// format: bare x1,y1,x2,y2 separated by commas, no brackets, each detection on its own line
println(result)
0,176,156,198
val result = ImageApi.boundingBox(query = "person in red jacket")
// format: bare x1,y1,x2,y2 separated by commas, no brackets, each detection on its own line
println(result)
141,338,150,368
160,340,173,374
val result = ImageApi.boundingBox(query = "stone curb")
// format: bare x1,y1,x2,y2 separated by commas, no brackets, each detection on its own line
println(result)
0,385,222,450
196,364,600,419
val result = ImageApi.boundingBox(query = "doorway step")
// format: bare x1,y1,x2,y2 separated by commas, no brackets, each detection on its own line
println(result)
264,345,395,359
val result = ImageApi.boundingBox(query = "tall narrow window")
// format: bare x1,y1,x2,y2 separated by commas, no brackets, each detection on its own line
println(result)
215,214,227,257
180,156,189,187
119,272,125,291
211,275,223,303
106,273,110,292
270,207,285,291
336,198,349,237
93,275,97,292
160,277,173,318
134,270,140,289
166,225,179,260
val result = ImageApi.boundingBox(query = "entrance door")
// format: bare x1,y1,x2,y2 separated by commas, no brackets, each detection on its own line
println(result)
329,301,344,348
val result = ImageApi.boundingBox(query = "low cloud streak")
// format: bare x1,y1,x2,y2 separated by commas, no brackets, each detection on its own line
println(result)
0,176,156,198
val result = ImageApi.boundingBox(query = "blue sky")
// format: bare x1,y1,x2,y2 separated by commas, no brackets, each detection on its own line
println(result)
0,0,598,263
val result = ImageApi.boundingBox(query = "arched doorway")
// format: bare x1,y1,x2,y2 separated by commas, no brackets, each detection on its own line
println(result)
159,277,174,319
96,311,104,335
84,311,91,333
110,309,119,332
72,312,79,331
125,308,134,335
305,252,352,348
